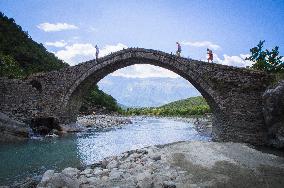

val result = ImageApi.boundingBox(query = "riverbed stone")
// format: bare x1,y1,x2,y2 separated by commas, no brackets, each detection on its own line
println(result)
37,172,79,188
107,160,119,169
150,154,162,161
41,170,55,183
109,170,123,180
37,141,284,188
80,168,93,176
62,167,80,178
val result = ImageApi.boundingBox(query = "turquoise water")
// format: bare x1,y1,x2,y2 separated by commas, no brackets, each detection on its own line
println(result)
0,117,210,185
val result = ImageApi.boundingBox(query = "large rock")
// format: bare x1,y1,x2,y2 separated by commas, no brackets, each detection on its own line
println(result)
0,112,29,143
37,169,79,188
263,80,284,148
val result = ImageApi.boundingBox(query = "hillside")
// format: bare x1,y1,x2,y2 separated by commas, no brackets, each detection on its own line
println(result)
0,12,68,78
79,85,121,114
122,96,211,116
0,13,119,113
161,96,208,109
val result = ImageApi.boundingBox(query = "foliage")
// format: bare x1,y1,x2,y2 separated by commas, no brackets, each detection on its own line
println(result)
0,13,121,113
0,53,23,78
121,96,211,116
0,12,68,78
81,85,122,112
246,40,284,73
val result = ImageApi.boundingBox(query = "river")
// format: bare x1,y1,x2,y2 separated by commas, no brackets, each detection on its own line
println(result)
0,116,211,185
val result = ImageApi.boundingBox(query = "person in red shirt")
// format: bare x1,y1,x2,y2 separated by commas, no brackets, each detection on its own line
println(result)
207,48,213,63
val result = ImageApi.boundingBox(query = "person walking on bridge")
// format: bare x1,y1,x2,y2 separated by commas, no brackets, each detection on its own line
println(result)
207,48,213,63
176,42,181,57
95,45,99,60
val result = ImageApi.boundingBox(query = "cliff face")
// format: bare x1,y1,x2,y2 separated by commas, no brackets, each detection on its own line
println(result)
0,112,29,143
263,80,284,148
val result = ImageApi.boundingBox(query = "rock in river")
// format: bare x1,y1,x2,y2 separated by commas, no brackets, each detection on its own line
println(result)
0,112,29,143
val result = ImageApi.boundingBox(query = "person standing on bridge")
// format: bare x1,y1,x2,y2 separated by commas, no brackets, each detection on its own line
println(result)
207,48,213,63
95,45,99,60
176,42,181,57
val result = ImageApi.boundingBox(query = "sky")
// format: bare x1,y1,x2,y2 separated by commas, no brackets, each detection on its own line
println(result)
1,0,284,78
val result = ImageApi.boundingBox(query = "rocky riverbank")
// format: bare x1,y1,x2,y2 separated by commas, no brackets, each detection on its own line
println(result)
37,141,284,188
43,115,132,137
59,114,132,134
0,113,133,142
76,114,132,129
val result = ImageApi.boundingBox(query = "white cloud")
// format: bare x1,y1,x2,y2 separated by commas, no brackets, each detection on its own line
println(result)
54,42,179,78
111,64,180,78
45,40,67,47
100,43,128,57
37,22,78,32
214,53,253,67
55,43,127,65
88,26,97,32
181,41,221,50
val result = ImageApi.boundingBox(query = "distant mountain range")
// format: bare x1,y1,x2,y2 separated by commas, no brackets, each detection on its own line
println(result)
98,75,201,107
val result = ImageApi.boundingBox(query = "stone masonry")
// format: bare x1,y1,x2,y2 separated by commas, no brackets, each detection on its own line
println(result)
0,48,273,145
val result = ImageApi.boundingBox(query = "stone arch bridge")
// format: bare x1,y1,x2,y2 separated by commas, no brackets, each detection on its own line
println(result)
0,48,273,145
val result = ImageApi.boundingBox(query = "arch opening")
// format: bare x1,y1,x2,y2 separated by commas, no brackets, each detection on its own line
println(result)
63,56,221,122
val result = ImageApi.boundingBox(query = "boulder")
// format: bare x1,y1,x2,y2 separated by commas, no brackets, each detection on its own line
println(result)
0,112,29,143
62,167,80,178
263,80,284,148
30,117,61,135
150,154,161,161
37,170,79,188
37,168,81,187
106,160,119,170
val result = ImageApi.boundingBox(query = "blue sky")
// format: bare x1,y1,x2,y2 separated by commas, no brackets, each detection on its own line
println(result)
1,0,284,77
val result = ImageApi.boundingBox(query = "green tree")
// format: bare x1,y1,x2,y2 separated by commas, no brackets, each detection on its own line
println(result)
246,40,284,73
0,12,68,77
80,85,122,112
0,54,23,78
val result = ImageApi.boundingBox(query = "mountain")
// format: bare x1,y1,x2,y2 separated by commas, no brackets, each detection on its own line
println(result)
98,75,201,107
0,12,68,78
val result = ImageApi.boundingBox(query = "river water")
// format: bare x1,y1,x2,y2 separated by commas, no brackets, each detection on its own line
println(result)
0,117,211,185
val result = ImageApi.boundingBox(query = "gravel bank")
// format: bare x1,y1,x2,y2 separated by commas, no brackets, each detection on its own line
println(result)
37,141,284,188
59,115,132,133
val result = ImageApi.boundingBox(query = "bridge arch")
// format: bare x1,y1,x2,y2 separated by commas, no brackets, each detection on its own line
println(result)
62,48,221,120
24,48,271,145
